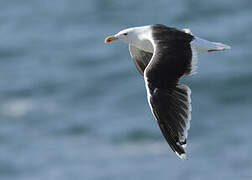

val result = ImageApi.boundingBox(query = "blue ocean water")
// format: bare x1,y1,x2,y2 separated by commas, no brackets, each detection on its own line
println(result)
0,0,251,180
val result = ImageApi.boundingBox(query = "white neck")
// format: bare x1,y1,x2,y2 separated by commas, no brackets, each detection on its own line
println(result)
127,26,154,53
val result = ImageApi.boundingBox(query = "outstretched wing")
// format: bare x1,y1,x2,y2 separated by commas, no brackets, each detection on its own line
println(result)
145,81,191,159
129,45,153,75
144,25,194,159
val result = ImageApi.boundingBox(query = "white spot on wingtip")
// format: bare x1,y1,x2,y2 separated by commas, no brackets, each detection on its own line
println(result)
176,152,187,160
180,153,187,160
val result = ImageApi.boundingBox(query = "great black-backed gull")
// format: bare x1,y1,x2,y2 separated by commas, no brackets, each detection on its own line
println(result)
105,24,230,159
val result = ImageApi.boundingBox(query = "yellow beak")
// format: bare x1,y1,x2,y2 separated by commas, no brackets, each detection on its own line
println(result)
105,35,118,43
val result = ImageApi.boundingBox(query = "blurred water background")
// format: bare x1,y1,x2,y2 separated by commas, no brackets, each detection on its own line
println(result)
0,0,251,180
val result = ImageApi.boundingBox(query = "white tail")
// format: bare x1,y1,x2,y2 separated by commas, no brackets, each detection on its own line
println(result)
191,37,231,53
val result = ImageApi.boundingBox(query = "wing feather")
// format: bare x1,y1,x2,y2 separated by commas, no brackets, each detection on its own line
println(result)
144,25,194,159
129,45,153,75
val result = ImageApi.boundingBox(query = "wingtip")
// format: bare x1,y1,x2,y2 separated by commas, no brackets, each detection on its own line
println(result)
176,152,187,160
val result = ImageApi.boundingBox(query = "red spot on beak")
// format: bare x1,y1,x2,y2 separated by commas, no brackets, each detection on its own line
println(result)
105,36,118,43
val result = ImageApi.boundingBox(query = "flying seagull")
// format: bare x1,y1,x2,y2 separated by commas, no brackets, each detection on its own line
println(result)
105,24,230,159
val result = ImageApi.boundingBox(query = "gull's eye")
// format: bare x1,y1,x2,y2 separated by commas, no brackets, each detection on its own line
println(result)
123,33,128,36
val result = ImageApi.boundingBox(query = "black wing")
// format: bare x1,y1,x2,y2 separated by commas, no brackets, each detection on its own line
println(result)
144,25,194,158
146,81,191,158
129,45,153,75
